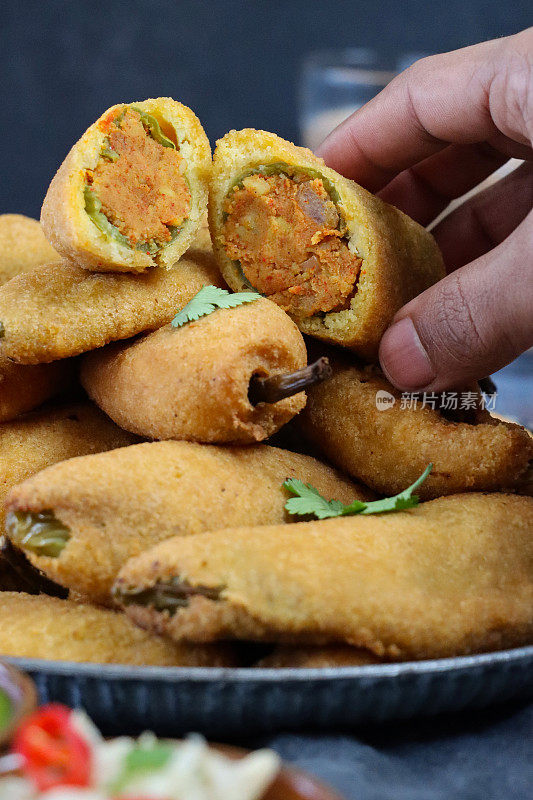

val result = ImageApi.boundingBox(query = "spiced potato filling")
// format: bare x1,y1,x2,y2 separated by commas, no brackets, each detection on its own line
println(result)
85,107,191,253
222,167,362,318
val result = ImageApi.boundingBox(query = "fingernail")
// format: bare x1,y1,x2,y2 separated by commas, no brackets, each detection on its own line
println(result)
379,317,436,390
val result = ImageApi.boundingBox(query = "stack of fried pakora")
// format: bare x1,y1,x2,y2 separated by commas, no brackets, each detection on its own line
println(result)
1,100,531,670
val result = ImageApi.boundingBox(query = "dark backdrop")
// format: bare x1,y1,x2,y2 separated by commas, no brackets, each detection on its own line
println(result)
1,0,531,217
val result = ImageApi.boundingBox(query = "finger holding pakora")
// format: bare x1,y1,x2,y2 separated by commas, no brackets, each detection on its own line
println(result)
0,214,60,285
4,440,370,604
0,252,223,364
41,98,211,273
0,592,237,667
296,349,533,499
114,493,533,660
209,128,444,358
82,296,317,444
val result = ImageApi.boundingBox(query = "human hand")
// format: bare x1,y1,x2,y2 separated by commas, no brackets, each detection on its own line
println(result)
318,29,533,391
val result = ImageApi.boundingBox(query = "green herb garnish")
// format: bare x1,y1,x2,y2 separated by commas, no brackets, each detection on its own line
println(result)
0,689,12,730
109,743,173,794
171,285,261,328
284,464,433,520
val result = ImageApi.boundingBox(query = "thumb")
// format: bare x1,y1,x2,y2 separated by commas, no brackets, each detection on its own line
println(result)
378,213,533,391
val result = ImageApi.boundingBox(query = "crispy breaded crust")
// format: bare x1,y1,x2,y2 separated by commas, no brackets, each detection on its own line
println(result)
0,352,75,423
0,214,60,285
0,402,137,510
209,129,445,358
297,352,533,499
0,402,137,591
41,98,211,273
255,645,380,668
0,592,236,666
5,440,371,604
0,251,223,364
116,494,533,659
81,298,307,444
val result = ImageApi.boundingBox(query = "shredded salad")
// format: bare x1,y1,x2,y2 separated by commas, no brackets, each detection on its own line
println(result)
0,704,280,800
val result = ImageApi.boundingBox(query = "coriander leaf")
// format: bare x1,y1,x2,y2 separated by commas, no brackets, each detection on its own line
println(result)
283,464,433,520
171,285,261,328
109,744,173,793
283,478,348,519
359,463,433,515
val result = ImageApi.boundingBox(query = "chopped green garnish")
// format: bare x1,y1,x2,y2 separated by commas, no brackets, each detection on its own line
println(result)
284,464,433,520
171,285,261,328
0,689,12,730
109,743,173,794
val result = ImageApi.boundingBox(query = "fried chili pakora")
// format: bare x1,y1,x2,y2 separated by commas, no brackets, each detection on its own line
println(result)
0,592,237,666
255,646,380,668
41,99,211,273
0,402,137,592
209,129,445,358
114,494,533,660
81,298,310,444
5,441,370,604
0,352,75,423
296,350,533,499
0,214,60,285
0,252,223,364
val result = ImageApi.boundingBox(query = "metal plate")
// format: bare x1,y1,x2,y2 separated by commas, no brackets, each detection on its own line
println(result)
5,646,533,737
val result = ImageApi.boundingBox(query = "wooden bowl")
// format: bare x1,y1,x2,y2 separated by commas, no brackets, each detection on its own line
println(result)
0,689,342,800
219,744,344,800
0,661,38,749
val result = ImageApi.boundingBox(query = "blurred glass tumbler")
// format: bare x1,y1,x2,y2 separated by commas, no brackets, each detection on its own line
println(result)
299,49,426,151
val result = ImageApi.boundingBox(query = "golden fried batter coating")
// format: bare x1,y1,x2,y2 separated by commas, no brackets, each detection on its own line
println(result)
5,441,371,604
0,402,136,591
209,129,445,358
255,646,380,668
0,352,75,423
0,252,223,364
0,402,136,510
296,351,533,499
41,98,211,273
0,592,236,666
0,214,60,285
115,494,533,659
81,299,307,444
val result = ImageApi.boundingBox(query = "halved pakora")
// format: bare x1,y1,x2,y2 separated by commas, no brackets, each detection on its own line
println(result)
41,98,211,273
0,252,223,364
81,298,310,444
4,441,370,604
209,129,445,358
114,494,533,660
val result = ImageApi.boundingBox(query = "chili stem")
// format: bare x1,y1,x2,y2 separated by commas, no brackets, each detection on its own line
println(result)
249,356,332,405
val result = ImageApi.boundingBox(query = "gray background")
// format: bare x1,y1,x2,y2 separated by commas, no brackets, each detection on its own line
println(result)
1,0,532,218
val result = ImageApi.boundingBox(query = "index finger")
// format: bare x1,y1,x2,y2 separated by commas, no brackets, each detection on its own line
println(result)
316,34,522,191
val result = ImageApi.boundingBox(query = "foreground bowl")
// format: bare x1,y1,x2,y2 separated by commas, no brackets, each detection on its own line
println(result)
0,661,37,748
